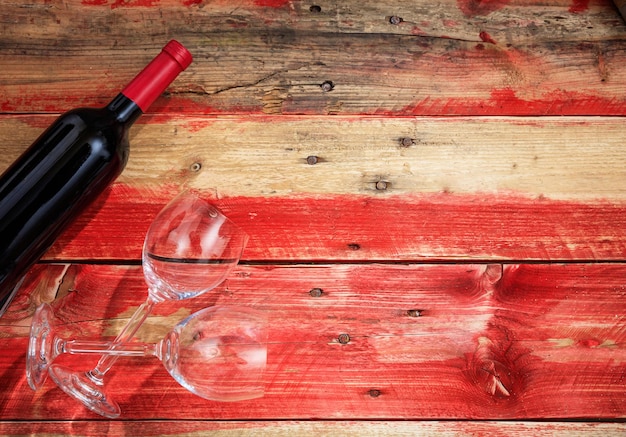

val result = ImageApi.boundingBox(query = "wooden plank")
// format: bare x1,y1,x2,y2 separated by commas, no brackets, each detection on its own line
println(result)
0,420,625,436
0,0,624,428
4,115,626,200
1,263,625,420
2,115,626,262
0,14,625,115
2,36,625,116
328,0,626,42
32,187,626,262
1,0,622,44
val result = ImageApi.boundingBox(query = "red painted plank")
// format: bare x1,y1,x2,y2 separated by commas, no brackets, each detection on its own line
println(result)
39,184,626,262
1,263,625,420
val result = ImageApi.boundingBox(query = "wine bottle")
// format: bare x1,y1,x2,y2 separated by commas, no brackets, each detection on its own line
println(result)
0,40,193,317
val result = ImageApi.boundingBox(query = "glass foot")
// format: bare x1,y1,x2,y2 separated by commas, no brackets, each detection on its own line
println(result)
48,365,121,418
26,303,55,390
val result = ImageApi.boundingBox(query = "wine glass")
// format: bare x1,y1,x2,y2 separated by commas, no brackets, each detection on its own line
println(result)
29,191,248,417
31,303,266,406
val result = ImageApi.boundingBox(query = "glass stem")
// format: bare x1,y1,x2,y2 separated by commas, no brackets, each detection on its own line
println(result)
87,298,156,384
61,338,157,357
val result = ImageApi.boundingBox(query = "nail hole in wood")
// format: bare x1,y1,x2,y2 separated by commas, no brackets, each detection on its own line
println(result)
389,16,403,25
309,287,324,297
190,162,202,172
400,137,415,147
407,309,423,317
368,389,381,397
347,243,361,250
320,81,334,92
306,155,319,165
309,5,321,12
338,333,351,344
376,180,388,191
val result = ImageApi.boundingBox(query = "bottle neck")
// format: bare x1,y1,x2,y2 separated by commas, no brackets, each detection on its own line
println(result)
104,41,193,126
106,93,143,125
121,40,193,112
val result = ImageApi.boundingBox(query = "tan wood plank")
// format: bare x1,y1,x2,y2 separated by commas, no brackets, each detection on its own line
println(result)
1,263,625,420
0,420,624,436
1,115,625,200
326,0,626,43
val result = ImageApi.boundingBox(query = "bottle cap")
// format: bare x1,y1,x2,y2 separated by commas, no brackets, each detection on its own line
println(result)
163,40,193,70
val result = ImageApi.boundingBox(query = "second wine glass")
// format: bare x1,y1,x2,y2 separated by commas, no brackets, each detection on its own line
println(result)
45,191,249,418
32,303,267,405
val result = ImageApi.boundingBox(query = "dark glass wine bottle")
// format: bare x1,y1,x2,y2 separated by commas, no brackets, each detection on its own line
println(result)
0,40,193,317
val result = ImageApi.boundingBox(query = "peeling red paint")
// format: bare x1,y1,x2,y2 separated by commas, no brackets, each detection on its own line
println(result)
6,86,626,117
253,0,290,7
569,0,590,14
81,0,160,7
398,87,626,116
457,0,510,17
479,31,497,44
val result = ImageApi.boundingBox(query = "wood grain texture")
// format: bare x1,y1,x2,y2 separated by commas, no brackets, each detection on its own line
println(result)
0,0,623,42
1,0,626,430
0,420,625,436
3,37,626,116
3,115,626,200
2,116,626,262
1,263,625,420
0,1,625,115
7,185,626,263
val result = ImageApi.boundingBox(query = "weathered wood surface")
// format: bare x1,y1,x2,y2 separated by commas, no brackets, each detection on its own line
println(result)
1,420,625,436
3,117,626,262
1,0,626,433
4,115,626,200
15,184,626,262
3,37,626,116
2,263,626,420
1,1,626,116
1,0,623,41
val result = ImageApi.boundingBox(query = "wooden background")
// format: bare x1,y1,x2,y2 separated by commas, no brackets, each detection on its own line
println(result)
1,0,626,434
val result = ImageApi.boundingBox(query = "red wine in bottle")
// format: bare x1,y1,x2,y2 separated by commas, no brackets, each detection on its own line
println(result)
0,40,193,317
